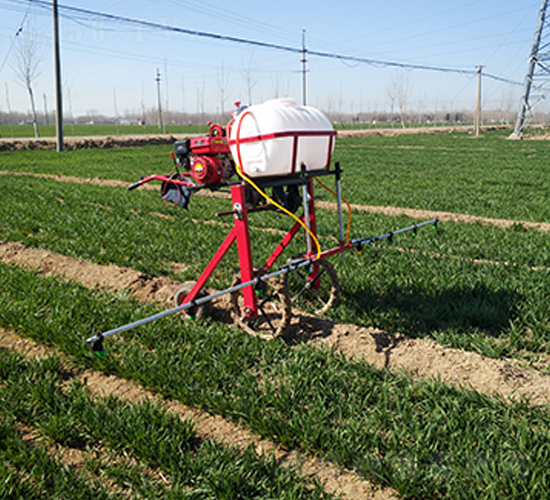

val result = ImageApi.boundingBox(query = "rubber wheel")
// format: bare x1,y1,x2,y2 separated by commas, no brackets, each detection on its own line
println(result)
285,258,339,315
174,281,209,320
230,269,291,340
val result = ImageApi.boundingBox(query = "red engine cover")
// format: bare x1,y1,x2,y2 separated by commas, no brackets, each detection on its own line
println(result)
190,136,230,155
190,156,223,184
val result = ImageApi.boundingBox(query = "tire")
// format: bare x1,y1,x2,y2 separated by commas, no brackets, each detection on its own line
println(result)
173,281,209,320
285,258,339,315
230,269,291,340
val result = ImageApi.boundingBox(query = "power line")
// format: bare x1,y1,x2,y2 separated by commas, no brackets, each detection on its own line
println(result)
26,0,303,54
0,5,29,76
22,0,522,86
157,0,299,44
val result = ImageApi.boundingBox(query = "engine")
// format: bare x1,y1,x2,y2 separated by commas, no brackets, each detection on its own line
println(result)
168,99,335,214
174,123,235,186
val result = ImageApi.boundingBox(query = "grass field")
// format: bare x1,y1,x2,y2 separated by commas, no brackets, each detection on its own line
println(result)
3,127,550,222
0,121,474,139
0,123,208,139
2,130,549,359
1,129,550,498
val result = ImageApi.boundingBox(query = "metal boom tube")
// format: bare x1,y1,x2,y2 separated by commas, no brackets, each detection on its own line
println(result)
83,218,438,348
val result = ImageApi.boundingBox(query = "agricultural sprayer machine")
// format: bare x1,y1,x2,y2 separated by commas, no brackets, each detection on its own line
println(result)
84,98,437,352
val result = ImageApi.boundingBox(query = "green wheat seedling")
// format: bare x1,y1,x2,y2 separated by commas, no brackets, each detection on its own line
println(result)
333,131,550,223
0,417,116,500
1,263,550,499
0,349,332,499
1,173,549,360
4,129,550,221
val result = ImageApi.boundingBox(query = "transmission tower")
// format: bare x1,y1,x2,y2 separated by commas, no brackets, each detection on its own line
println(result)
511,0,550,138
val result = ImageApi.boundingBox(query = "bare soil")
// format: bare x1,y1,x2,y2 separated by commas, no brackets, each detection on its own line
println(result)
0,125,514,152
0,324,387,500
0,134,196,152
2,239,550,408
337,124,512,138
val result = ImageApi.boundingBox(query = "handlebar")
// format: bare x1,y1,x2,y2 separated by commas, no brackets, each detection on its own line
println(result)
128,174,198,192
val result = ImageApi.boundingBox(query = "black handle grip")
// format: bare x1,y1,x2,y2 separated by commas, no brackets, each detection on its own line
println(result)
128,180,142,191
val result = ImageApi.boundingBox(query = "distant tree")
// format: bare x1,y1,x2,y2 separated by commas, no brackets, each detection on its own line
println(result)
217,62,230,121
241,55,259,105
395,73,411,128
501,87,516,125
386,80,396,128
270,72,289,99
13,20,43,138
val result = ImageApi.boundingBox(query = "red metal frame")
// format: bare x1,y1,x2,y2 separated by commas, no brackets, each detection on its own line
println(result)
180,183,258,317
181,178,336,314
260,178,351,289
135,172,351,316
183,175,351,313
228,129,337,175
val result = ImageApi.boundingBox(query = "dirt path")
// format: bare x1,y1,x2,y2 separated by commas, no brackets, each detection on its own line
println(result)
2,240,550,408
0,133,198,151
3,169,549,233
316,200,550,232
0,125,515,152
0,327,388,500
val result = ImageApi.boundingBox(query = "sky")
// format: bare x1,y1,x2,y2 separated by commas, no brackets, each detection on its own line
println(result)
0,0,545,119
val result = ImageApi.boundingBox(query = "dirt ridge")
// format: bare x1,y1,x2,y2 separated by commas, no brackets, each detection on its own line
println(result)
1,240,549,407
0,134,199,152
0,326,387,500
0,125,515,152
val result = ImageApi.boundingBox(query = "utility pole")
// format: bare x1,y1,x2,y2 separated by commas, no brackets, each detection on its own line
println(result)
474,65,482,136
113,86,120,135
53,0,64,151
510,0,549,138
156,68,163,132
43,93,49,126
301,29,307,106
5,83,14,138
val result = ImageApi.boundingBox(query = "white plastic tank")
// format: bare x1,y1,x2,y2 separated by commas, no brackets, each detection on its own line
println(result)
229,98,336,178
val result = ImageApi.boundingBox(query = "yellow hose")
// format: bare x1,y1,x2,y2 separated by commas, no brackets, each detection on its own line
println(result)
233,111,322,259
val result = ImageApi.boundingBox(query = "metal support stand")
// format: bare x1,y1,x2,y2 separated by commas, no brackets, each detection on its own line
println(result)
177,183,258,318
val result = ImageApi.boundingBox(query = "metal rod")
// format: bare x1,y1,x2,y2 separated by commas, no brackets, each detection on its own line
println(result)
83,218,438,346
301,178,312,255
335,162,345,261
83,258,314,346
53,0,64,152
352,218,438,247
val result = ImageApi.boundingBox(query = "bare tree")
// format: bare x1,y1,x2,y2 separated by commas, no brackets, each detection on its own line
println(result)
271,72,282,99
338,84,344,125
386,78,397,128
270,72,290,100
501,87,516,125
217,62,230,121
4,83,15,138
196,81,205,131
241,55,259,105
387,72,411,128
13,20,43,137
